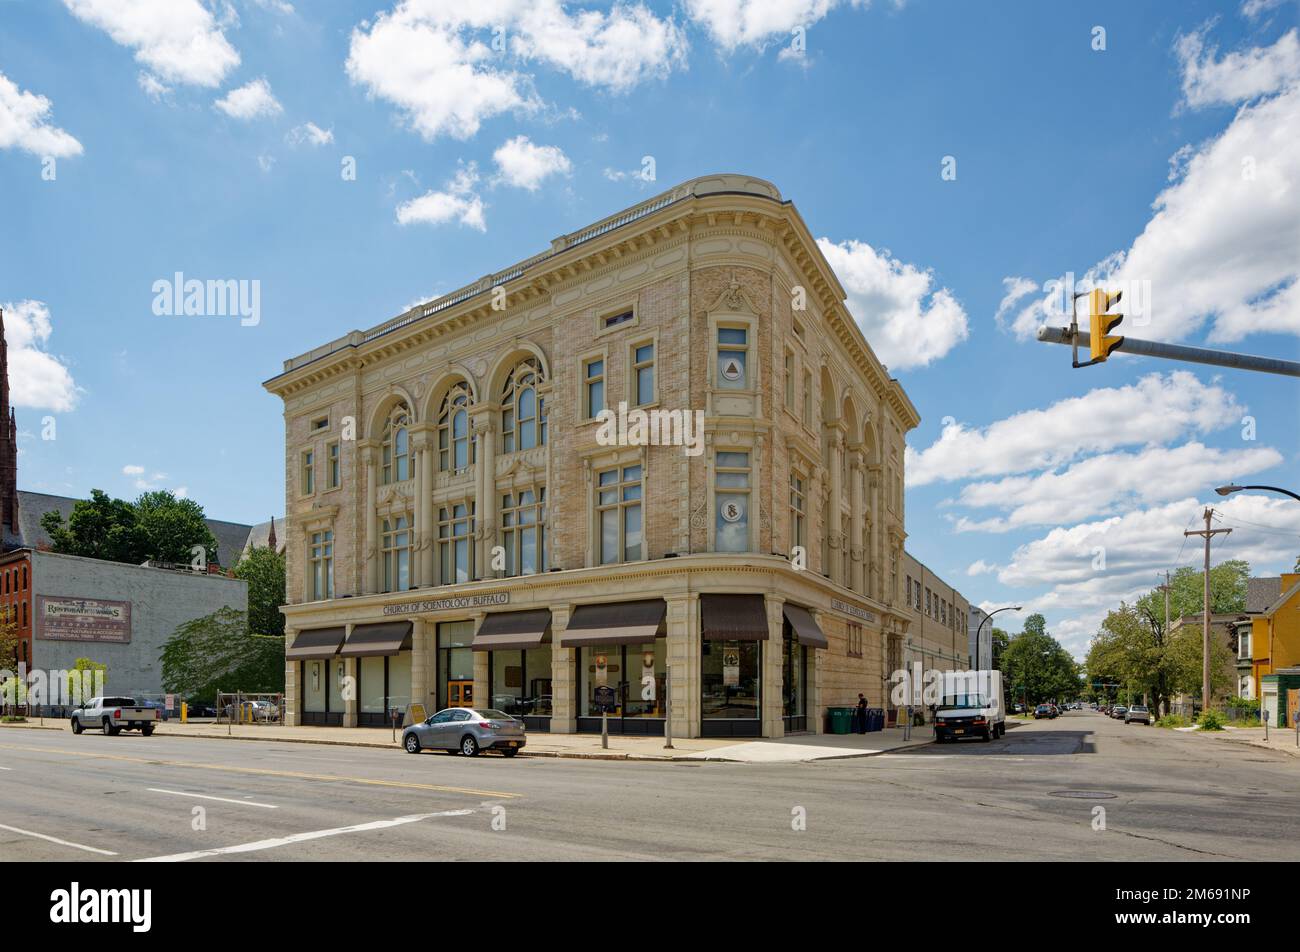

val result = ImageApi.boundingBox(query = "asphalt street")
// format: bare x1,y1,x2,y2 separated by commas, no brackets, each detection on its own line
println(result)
1,711,1295,861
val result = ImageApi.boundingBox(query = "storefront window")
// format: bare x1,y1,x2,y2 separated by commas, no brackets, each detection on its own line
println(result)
328,659,346,713
579,642,665,718
488,645,554,717
437,621,474,711
359,655,385,713
303,660,326,713
701,640,760,719
783,627,806,718
388,651,412,712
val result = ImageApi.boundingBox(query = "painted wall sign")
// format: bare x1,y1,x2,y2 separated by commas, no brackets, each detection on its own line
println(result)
831,598,877,625
381,592,509,615
35,596,132,644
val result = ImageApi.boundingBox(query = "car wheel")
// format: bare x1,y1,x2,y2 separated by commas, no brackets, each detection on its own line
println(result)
101,718,113,736
460,735,480,757
981,729,992,742
141,725,154,737
501,748,519,758
404,733,421,754
71,718,83,735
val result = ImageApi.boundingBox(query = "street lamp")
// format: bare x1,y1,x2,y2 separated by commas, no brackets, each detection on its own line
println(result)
975,605,1022,671
1215,484,1300,503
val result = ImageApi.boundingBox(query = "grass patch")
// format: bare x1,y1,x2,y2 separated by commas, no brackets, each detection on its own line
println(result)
0,715,28,723
1156,714,1192,728
1197,711,1225,731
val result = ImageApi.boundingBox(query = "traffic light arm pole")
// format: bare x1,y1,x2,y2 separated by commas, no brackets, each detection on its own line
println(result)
1037,325,1300,378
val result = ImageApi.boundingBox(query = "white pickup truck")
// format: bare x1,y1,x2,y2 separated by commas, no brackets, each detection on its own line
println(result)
70,696,159,736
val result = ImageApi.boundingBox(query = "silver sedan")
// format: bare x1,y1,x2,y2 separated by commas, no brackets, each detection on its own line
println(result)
402,708,527,757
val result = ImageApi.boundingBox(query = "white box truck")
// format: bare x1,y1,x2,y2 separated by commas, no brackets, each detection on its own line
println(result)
934,670,1005,743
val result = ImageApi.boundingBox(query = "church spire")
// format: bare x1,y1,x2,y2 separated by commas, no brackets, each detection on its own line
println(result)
0,307,17,534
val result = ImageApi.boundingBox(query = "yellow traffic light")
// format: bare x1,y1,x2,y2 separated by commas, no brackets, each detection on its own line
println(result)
1089,288,1124,362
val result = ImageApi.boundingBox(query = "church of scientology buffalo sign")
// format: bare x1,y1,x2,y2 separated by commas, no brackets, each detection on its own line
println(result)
381,592,509,615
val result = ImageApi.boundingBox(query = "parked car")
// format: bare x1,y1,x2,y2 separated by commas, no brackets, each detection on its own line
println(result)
402,708,527,757
186,702,217,718
1125,705,1151,725
223,699,280,723
1111,706,1128,720
1033,704,1054,719
139,699,170,722
70,696,159,736
1013,703,1025,714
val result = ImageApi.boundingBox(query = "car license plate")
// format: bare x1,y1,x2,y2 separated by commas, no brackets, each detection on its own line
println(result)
953,729,964,735
508,741,518,747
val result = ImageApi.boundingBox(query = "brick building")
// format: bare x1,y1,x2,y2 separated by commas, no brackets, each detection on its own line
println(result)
265,174,924,737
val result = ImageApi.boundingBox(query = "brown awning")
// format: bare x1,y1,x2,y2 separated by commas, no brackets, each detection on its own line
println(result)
472,609,552,652
339,621,413,657
561,599,666,647
286,626,345,660
784,603,828,649
701,594,769,641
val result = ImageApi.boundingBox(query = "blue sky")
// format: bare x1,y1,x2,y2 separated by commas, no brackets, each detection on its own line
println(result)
2,0,1298,656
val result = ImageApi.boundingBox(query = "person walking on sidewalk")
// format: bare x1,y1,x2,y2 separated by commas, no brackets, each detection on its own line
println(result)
856,693,869,734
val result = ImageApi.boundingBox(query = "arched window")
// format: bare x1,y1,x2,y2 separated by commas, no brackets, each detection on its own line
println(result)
501,359,546,453
381,405,411,484
438,382,474,472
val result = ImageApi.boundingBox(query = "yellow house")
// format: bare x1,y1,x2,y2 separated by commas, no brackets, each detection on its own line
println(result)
1251,572,1300,699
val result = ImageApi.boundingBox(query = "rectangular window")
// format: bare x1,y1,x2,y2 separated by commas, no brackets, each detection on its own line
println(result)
801,371,812,426
632,342,655,406
438,502,475,584
301,450,314,495
783,350,794,408
716,327,748,390
501,488,546,577
596,465,643,564
311,416,329,430
714,451,750,553
381,516,412,593
603,309,633,329
584,357,605,419
326,441,340,489
789,471,805,553
309,530,334,600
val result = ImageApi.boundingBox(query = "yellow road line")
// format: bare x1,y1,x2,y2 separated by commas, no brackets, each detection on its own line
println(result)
0,743,520,800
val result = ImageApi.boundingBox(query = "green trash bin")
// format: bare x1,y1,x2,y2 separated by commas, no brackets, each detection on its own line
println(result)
828,707,853,735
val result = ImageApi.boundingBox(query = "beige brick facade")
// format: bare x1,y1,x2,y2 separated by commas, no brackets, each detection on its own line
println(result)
266,174,923,738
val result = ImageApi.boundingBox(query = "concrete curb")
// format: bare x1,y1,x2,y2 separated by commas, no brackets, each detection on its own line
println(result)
0,720,935,763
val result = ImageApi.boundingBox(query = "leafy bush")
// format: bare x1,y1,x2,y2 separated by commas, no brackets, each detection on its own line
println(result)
1156,714,1192,728
1197,711,1225,731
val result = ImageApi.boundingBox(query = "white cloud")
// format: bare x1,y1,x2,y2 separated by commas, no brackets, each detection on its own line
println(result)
346,0,688,142
122,464,145,476
492,135,571,190
951,442,1284,532
906,372,1243,487
1176,25,1300,108
966,559,996,576
62,0,240,88
257,154,275,173
684,0,861,52
817,238,969,371
251,0,295,13
0,70,83,158
396,163,486,231
136,71,170,101
214,78,283,120
993,275,1037,331
286,121,334,146
1,300,80,412
996,493,1300,657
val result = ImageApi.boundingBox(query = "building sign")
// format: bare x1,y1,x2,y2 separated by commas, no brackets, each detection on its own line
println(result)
831,598,877,626
382,592,509,616
35,596,132,644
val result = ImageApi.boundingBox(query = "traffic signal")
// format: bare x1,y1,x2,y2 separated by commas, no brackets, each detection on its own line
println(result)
1089,288,1124,362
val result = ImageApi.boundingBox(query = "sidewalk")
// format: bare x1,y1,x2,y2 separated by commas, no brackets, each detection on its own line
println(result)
0,718,934,763
1203,724,1300,759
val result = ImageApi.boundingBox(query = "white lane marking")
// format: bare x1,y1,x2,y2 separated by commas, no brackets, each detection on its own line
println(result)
0,822,118,856
0,766,12,770
147,788,277,809
134,809,475,863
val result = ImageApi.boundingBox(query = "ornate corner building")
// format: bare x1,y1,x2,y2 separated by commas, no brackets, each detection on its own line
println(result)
264,174,922,738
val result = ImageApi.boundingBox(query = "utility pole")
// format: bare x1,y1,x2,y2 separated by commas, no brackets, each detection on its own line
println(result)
1155,571,1171,717
1185,509,1231,716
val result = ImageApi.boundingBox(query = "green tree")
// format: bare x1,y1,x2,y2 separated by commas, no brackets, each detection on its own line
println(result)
39,488,218,566
133,490,218,565
1000,614,1082,704
41,489,143,563
1087,604,1171,713
990,628,1010,669
233,545,286,637
160,607,284,701
66,658,107,704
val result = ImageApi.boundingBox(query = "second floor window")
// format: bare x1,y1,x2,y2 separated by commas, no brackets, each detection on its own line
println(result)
632,343,654,405
301,450,314,495
584,358,605,419
381,515,412,593
327,441,341,489
717,327,748,390
715,451,750,553
597,464,642,564
438,502,475,584
784,351,794,408
501,487,545,576
381,408,410,484
438,383,473,472
789,472,805,552
309,529,333,600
